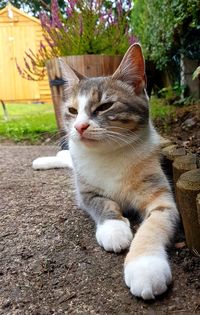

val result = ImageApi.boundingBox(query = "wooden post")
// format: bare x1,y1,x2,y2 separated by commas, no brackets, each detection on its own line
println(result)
159,137,173,149
176,170,200,254
173,154,197,211
161,145,186,191
162,145,186,162
46,58,64,131
173,154,197,184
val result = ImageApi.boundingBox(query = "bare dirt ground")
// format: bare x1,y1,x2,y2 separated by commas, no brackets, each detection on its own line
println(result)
154,103,200,154
0,145,200,315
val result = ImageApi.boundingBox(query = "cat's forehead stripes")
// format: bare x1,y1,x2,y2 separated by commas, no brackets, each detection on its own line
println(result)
74,78,149,126
77,78,105,115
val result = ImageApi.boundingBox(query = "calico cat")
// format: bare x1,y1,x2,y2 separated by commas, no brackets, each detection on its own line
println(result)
60,44,179,300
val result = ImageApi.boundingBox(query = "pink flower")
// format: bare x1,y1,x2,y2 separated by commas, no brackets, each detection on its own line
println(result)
51,0,63,28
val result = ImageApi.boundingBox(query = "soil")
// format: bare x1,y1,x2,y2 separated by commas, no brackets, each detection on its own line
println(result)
154,103,200,154
0,145,200,315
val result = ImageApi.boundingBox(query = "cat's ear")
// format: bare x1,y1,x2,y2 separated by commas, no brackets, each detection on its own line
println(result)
112,44,146,95
59,58,86,87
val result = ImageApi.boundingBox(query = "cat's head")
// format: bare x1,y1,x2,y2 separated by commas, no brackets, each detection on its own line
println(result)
60,44,149,150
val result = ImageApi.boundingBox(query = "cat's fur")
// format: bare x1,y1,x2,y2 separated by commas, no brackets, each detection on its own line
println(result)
60,44,179,300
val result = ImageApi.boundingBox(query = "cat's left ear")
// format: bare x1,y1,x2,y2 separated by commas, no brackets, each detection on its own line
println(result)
59,58,86,87
112,43,146,95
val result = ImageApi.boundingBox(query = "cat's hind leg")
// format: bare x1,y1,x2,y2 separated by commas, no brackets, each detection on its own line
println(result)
124,192,178,299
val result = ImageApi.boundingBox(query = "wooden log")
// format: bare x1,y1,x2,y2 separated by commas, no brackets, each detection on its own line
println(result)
173,154,197,211
162,145,186,161
159,136,173,149
176,169,200,254
197,193,200,226
173,154,197,184
161,145,186,191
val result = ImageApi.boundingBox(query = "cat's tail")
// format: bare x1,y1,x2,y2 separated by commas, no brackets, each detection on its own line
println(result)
32,150,73,170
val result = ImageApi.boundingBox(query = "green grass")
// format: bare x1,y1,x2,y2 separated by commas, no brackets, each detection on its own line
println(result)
150,96,176,119
0,103,57,143
0,97,175,143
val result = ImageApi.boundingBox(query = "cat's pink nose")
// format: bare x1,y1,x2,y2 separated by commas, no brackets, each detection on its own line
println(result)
74,122,90,135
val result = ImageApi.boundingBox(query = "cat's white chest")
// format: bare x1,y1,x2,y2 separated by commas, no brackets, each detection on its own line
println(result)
70,143,123,195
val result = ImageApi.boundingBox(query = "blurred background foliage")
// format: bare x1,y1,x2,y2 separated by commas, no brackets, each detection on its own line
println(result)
131,0,200,70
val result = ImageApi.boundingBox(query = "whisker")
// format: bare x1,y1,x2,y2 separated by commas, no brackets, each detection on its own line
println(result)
105,133,143,157
105,125,138,135
106,130,142,145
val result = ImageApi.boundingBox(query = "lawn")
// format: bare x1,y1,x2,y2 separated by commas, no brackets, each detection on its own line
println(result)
0,98,175,143
0,103,57,143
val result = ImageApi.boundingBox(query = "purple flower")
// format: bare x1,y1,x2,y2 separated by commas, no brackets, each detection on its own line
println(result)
16,60,23,76
40,41,46,50
24,57,31,72
39,12,50,27
51,0,63,28
43,34,56,48
116,1,123,16
25,52,36,65
66,0,76,16
66,7,72,17
126,0,132,10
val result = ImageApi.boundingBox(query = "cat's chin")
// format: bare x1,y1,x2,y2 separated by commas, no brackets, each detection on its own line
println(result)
79,137,99,147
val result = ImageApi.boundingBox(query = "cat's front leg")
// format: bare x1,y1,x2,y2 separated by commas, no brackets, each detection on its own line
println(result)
124,195,178,299
96,216,133,253
79,189,133,253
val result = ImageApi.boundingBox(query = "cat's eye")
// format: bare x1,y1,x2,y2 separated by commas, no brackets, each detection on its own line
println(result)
68,107,78,115
95,102,113,113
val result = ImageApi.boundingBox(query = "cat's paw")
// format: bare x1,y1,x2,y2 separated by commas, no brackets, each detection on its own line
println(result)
124,255,172,300
96,219,133,253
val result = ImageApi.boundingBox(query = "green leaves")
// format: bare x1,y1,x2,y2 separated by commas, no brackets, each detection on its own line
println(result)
131,0,200,69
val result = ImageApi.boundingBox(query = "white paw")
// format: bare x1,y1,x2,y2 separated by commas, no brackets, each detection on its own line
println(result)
96,219,133,253
32,150,73,170
124,255,172,300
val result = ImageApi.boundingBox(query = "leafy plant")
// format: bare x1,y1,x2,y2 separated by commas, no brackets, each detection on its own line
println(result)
17,0,134,80
131,0,200,70
158,82,186,104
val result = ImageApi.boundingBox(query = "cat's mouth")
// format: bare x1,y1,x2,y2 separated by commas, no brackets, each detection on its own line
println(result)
79,137,100,147
80,136,99,144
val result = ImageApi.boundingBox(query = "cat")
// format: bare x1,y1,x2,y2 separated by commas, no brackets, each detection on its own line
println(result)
59,44,179,300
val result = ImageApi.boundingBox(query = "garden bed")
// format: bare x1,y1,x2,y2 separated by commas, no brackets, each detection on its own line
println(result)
154,102,200,154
